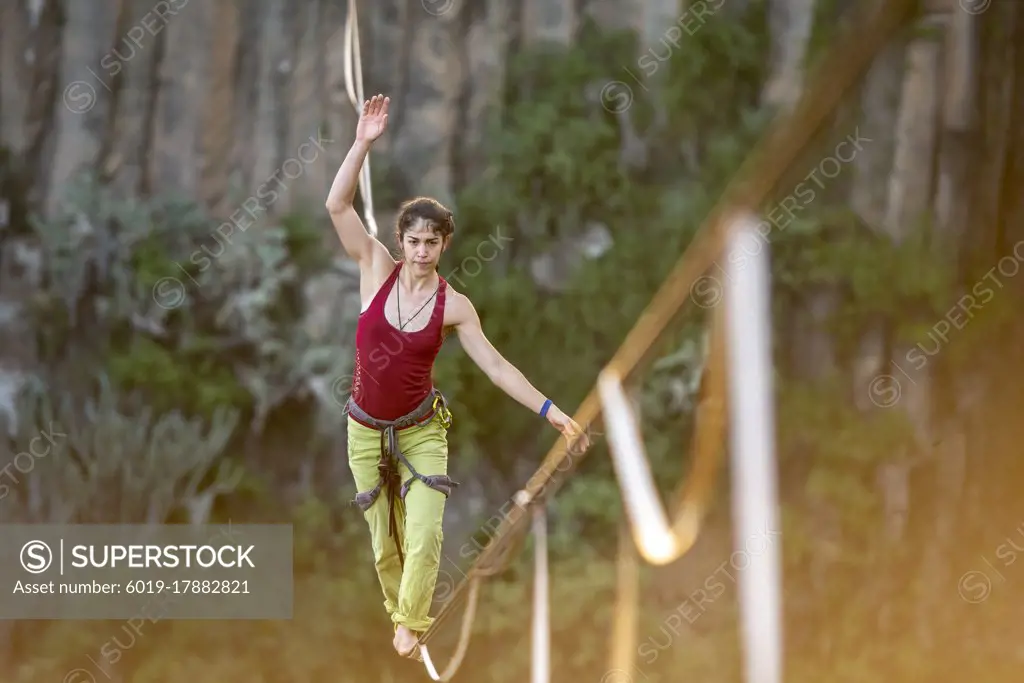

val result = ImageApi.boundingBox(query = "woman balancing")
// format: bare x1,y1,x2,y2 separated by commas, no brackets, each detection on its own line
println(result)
325,94,590,659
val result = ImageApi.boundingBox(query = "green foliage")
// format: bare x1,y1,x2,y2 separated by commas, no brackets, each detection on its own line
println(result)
771,206,957,351
805,0,846,64
435,4,774,532
460,25,635,241
777,379,906,535
108,336,251,416
30,173,343,429
661,0,771,140
279,210,334,274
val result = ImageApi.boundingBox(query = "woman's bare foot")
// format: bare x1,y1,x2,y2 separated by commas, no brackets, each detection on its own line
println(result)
393,625,421,659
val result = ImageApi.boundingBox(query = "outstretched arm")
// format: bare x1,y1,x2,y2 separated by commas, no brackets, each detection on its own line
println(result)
451,292,589,451
325,94,392,268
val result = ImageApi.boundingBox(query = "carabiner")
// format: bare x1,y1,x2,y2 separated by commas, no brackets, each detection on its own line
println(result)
432,394,453,429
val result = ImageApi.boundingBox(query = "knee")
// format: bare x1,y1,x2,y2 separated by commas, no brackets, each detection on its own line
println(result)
375,546,402,570
404,519,443,556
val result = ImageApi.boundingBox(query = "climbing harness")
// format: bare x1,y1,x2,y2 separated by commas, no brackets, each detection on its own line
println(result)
347,388,458,567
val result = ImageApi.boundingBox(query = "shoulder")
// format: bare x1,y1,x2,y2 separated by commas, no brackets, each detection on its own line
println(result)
443,284,479,326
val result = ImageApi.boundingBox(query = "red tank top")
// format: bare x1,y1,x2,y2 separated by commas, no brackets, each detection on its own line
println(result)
350,261,447,421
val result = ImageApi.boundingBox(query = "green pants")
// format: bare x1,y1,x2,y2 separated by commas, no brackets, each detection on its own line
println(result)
347,413,449,633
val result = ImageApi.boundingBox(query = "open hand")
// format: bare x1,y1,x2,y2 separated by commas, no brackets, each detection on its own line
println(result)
356,94,389,143
546,405,590,454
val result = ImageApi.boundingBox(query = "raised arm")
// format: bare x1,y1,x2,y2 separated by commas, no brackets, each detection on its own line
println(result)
325,95,393,268
449,291,589,452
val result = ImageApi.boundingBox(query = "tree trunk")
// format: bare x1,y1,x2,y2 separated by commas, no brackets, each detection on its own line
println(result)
849,14,904,414
913,0,976,651
932,4,975,262
762,0,817,111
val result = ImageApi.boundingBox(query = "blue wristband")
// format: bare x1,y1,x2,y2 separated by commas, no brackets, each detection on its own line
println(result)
539,399,552,418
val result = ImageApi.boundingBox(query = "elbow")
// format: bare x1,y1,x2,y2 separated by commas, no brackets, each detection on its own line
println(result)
487,362,509,388
325,199,350,215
